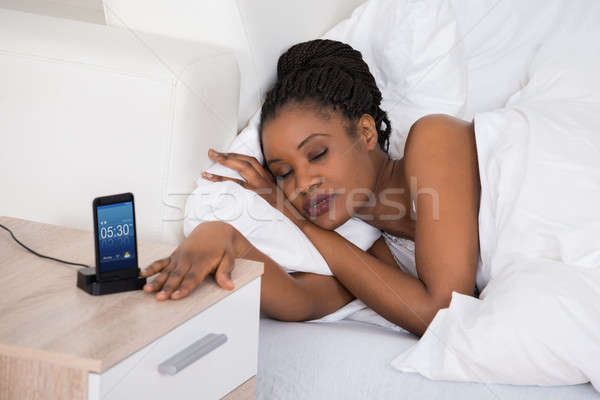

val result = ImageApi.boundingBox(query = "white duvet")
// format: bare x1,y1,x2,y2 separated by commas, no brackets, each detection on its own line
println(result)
392,31,600,389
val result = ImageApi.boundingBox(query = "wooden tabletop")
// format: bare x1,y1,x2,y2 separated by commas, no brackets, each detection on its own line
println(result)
0,216,263,373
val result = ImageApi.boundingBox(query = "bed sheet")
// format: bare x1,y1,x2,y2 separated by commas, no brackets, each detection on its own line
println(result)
257,318,599,399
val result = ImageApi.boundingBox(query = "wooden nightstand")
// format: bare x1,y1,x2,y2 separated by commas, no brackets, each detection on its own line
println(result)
0,216,264,400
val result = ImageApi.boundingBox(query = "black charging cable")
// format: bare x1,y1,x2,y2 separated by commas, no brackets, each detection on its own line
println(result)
0,223,91,268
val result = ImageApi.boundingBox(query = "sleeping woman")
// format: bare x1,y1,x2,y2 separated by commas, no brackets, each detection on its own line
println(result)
141,39,481,338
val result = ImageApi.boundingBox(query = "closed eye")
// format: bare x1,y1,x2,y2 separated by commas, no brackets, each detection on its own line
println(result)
311,149,328,161
276,148,328,179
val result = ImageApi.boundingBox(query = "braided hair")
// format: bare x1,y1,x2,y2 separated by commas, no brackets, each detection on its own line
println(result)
259,39,392,157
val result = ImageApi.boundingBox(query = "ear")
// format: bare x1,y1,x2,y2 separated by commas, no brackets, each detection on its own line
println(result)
357,114,379,151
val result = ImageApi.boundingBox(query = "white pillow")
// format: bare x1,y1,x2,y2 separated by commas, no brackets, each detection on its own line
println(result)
323,0,467,158
450,0,600,118
391,30,600,390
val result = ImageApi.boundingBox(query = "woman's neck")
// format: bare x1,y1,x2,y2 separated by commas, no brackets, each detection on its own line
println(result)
355,153,416,240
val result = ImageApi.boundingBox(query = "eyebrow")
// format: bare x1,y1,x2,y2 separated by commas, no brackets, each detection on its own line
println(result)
266,133,330,165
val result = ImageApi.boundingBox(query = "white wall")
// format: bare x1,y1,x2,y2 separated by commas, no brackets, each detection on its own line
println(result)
0,0,105,24
103,0,366,132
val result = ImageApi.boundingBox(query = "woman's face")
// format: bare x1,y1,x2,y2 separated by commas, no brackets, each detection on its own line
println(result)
261,103,380,230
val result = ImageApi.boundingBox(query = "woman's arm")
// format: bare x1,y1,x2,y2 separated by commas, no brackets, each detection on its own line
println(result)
143,220,356,321
367,235,398,266
296,223,440,336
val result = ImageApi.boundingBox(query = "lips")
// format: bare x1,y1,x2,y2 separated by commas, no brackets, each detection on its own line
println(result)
303,193,336,217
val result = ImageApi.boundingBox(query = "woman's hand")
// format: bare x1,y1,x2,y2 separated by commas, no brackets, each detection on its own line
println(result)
141,221,240,301
202,148,305,224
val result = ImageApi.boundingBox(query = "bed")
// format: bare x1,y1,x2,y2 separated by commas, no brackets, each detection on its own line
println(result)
257,318,599,399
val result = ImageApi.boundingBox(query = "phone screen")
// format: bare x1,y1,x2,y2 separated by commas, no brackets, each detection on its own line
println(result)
96,201,137,272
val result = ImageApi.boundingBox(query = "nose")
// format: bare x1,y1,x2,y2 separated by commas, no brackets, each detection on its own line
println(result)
296,168,321,196
301,181,320,195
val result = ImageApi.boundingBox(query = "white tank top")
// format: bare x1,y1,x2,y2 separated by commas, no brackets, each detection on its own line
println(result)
380,197,419,279
381,232,418,278
381,231,481,298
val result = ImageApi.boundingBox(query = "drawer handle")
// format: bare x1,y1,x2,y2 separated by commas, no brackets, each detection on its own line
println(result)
158,333,228,376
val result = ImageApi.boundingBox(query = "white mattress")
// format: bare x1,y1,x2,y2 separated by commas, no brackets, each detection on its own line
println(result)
257,318,598,399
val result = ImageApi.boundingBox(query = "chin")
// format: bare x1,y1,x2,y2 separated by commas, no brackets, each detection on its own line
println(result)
308,212,351,231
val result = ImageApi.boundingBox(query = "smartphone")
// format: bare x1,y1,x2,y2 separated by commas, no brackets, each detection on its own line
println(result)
93,192,140,282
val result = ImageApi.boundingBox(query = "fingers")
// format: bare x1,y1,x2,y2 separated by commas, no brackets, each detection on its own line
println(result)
143,250,236,301
142,255,176,295
141,257,170,277
143,268,170,294
169,253,235,300
207,149,264,183
156,257,191,301
201,172,249,189
215,151,271,180
169,254,220,300
170,268,200,300
214,251,235,291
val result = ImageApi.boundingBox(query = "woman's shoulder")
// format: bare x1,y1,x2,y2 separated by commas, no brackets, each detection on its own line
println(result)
402,114,477,181
404,114,475,162
401,112,480,219
400,115,481,300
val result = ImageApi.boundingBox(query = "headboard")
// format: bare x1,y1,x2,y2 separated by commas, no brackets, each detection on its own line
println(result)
103,0,367,131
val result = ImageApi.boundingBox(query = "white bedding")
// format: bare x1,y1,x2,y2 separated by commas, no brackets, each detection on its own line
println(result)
258,318,600,399
391,31,600,389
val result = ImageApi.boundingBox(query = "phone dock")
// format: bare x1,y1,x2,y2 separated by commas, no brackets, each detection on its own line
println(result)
77,267,146,295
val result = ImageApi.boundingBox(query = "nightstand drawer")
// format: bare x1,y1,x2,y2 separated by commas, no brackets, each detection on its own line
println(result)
89,277,261,400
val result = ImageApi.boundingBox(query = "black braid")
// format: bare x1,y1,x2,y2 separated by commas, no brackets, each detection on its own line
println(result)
259,39,392,156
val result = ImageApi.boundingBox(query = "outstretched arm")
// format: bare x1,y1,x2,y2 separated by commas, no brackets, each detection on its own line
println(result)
143,220,355,322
